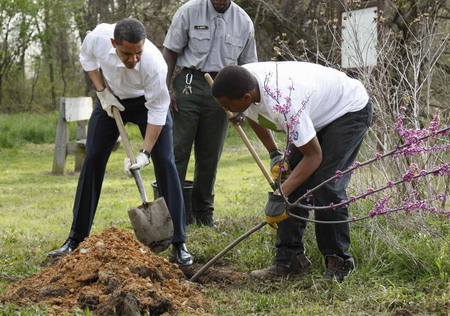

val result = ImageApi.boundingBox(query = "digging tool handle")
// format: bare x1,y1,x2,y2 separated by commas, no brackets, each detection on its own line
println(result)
204,73,276,190
190,221,268,282
112,106,149,206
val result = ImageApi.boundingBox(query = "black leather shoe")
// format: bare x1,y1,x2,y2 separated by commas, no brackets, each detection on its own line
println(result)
172,243,194,266
47,238,79,258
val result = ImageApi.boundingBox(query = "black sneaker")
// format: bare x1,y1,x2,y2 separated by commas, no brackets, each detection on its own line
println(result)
323,255,355,282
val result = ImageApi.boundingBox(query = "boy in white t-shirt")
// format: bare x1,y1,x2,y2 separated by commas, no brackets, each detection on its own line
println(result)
212,61,372,281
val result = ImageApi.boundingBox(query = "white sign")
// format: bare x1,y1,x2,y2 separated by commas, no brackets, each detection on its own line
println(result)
341,6,378,68
64,97,93,122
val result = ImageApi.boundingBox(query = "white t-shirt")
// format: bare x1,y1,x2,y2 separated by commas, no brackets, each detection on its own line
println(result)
243,62,369,146
79,23,170,125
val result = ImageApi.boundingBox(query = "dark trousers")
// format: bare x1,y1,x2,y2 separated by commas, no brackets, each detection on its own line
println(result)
172,68,228,220
275,102,373,260
69,97,186,243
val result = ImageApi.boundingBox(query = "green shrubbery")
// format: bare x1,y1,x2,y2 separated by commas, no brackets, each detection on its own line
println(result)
0,112,145,149
0,113,58,148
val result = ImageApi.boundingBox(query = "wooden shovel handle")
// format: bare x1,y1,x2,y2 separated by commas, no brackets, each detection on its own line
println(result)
112,106,136,165
111,106,149,206
101,69,137,165
204,73,275,188
190,221,268,282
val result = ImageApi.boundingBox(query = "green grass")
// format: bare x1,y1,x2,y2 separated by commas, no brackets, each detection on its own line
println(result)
0,113,449,315
0,112,57,148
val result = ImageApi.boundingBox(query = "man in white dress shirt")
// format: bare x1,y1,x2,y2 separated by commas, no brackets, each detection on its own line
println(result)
48,18,193,266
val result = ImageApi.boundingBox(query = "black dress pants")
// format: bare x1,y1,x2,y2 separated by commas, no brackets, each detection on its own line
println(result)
69,97,186,243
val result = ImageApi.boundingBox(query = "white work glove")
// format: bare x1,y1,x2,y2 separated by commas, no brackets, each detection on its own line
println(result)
124,153,150,177
96,88,125,118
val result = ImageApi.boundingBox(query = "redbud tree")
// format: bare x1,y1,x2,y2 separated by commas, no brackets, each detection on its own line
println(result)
267,1,449,224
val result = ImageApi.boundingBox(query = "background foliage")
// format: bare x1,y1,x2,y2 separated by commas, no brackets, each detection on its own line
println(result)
0,0,448,113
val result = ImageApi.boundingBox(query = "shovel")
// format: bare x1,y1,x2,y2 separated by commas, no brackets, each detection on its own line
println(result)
190,74,274,282
204,73,277,190
111,106,174,253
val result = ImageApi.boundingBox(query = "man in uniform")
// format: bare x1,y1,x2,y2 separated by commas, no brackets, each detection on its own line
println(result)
163,0,258,226
48,18,193,266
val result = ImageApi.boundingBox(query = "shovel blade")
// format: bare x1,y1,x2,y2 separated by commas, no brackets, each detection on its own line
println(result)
127,197,174,253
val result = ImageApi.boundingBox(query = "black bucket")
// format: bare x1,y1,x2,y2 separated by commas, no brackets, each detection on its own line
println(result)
151,180,195,225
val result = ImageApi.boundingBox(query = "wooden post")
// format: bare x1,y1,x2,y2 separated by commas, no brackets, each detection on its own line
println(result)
52,97,93,174
74,120,87,171
52,98,69,174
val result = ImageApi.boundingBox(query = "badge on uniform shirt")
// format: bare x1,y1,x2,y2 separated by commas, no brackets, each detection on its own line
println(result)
194,25,209,30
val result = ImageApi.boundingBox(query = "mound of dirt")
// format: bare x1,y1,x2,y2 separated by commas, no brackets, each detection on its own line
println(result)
0,227,208,315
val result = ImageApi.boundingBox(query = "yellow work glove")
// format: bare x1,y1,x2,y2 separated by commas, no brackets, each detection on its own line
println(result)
269,149,291,183
264,192,289,229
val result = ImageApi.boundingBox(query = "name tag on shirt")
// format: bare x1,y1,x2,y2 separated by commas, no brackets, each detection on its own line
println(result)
194,25,209,30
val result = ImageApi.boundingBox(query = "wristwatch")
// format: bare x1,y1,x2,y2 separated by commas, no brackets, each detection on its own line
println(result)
139,149,151,159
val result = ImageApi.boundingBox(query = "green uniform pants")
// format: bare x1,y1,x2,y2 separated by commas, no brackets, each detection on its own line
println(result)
173,68,229,221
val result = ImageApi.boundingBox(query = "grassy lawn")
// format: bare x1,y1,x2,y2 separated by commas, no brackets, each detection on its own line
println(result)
0,113,449,315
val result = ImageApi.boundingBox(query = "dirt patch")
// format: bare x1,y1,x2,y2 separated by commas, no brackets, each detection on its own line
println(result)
0,227,208,315
180,264,248,288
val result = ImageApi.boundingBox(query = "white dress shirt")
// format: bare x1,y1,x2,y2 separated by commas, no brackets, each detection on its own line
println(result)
80,23,170,125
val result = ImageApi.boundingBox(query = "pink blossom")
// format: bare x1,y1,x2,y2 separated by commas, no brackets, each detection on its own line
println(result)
341,200,349,209
428,116,440,137
369,196,391,218
263,76,450,222
434,194,448,203
402,169,416,182
335,170,344,178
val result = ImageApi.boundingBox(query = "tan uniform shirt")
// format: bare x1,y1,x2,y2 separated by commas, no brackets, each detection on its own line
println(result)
163,0,257,72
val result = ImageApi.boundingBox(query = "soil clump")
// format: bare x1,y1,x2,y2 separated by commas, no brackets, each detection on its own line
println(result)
180,264,248,289
0,227,208,315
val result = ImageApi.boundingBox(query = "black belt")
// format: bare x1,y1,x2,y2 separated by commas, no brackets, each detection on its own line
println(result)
183,67,218,79
114,95,146,108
